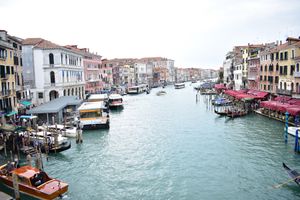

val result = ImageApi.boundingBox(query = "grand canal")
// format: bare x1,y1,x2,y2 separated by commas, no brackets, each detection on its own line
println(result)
1,83,300,200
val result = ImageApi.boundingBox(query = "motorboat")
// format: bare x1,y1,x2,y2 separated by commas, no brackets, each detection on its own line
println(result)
108,94,123,108
0,164,68,200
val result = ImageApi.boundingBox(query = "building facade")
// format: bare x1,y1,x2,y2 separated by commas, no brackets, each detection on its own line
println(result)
0,30,18,115
22,38,85,105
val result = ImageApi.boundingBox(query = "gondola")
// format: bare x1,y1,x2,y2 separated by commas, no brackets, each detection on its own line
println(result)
283,163,300,185
227,111,247,118
214,109,230,116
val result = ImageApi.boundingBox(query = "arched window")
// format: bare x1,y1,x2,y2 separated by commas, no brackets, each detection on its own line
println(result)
291,82,294,92
71,88,74,95
297,63,299,72
68,89,70,96
49,53,54,65
75,88,78,95
284,82,286,90
296,83,299,93
50,71,55,84
280,82,282,89
63,90,66,96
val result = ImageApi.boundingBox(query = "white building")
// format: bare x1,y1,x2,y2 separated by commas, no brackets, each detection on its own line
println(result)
223,51,234,88
233,63,243,90
22,38,85,105
134,63,147,84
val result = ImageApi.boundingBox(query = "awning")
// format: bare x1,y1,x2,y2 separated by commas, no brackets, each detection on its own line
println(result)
5,111,17,117
20,101,32,107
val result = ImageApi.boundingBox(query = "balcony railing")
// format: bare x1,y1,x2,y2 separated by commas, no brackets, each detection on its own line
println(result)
276,88,292,96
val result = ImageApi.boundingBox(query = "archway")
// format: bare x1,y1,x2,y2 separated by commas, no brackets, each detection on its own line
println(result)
49,90,59,101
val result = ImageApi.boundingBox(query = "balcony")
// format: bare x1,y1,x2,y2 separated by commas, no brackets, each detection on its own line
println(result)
294,72,300,78
276,88,292,96
1,90,10,96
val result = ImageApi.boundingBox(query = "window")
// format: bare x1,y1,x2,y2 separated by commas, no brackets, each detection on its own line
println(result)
264,65,267,71
280,52,283,60
268,85,270,91
276,52,279,60
275,76,279,84
284,51,288,60
38,92,43,98
297,63,300,72
49,53,54,65
269,64,273,71
50,71,55,83
291,65,295,75
276,63,279,71
280,66,283,75
13,43,17,49
13,56,19,65
260,76,262,81
6,66,10,74
292,50,295,59
11,66,14,74
283,66,288,75
264,76,267,81
264,85,266,90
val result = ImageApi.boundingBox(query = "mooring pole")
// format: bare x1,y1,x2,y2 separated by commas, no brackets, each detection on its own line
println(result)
295,129,300,152
285,112,289,143
12,173,20,200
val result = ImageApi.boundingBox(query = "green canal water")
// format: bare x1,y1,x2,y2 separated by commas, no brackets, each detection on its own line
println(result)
1,83,300,200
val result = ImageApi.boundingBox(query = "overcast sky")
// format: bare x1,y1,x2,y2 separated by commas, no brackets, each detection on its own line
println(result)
1,0,300,69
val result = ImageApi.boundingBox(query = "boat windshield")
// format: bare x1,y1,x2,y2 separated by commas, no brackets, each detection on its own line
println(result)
80,112,102,118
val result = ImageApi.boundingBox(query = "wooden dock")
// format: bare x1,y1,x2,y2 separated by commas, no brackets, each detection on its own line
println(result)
254,110,295,126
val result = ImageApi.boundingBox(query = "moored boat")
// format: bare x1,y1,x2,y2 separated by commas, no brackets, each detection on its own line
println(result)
108,94,123,108
283,163,300,186
78,101,110,129
0,165,68,200
287,126,300,137
214,109,231,116
227,110,247,118
174,83,185,89
45,124,77,138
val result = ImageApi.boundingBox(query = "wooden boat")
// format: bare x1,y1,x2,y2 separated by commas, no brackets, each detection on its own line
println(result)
283,163,300,185
214,109,231,116
0,165,68,200
227,110,247,118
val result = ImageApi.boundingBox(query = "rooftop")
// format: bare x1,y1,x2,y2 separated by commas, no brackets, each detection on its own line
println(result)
27,96,82,114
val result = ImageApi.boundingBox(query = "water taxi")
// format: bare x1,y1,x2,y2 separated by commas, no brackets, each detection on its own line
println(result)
108,94,123,108
0,165,68,200
127,84,148,94
87,94,108,102
174,83,185,89
78,101,110,129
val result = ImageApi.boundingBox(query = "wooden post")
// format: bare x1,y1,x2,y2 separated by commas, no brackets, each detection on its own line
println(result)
26,154,32,166
12,173,20,200
285,112,289,143
295,129,299,152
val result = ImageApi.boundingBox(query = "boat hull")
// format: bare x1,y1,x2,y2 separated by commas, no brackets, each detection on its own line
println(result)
283,163,300,185
0,176,68,200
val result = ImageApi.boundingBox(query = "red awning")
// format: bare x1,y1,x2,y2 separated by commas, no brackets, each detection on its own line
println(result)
214,84,227,90
287,106,300,116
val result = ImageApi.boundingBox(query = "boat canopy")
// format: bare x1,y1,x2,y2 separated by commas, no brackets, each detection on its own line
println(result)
214,84,227,90
224,90,268,100
78,101,106,111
